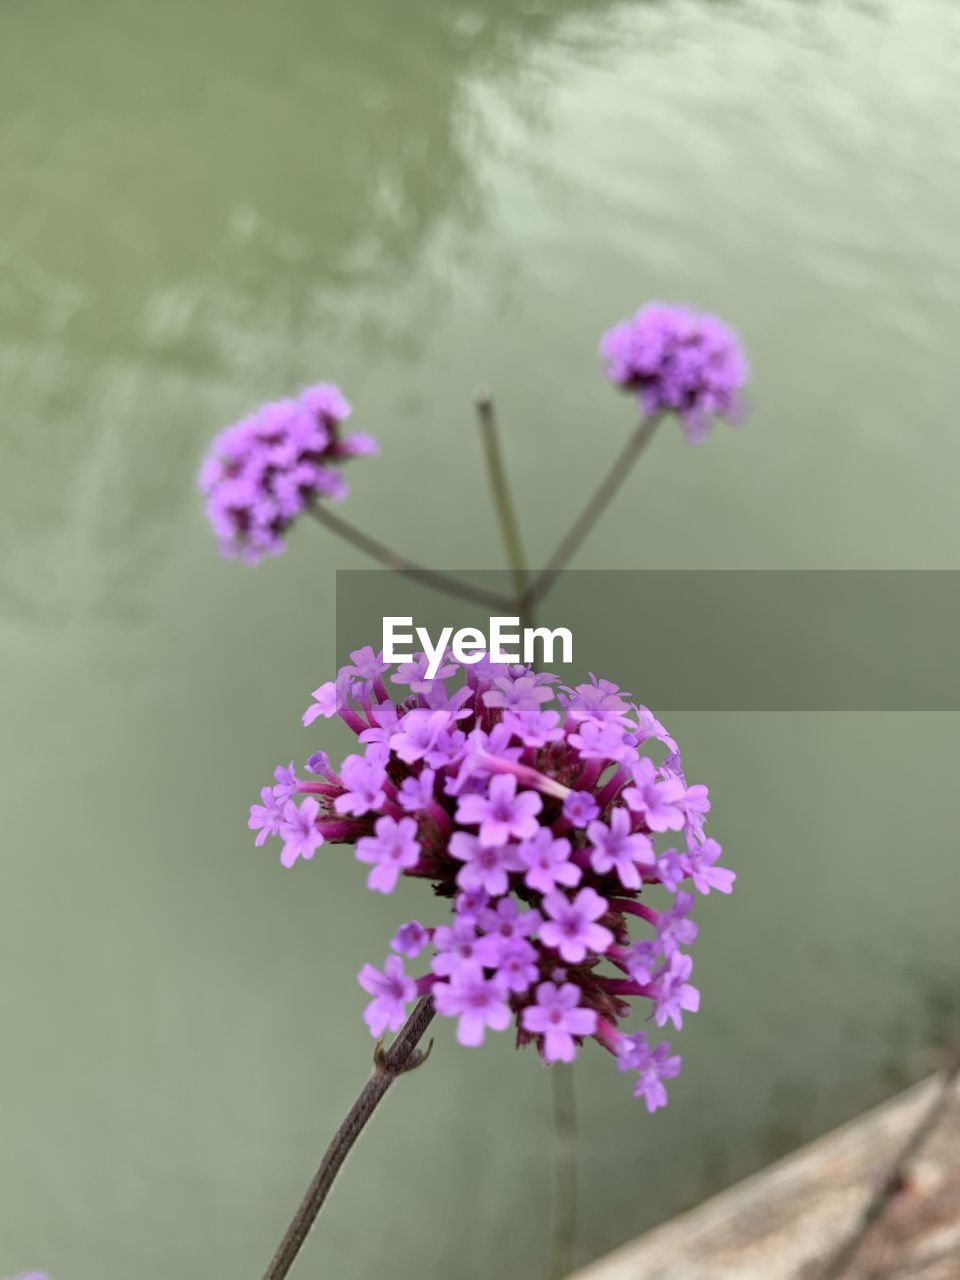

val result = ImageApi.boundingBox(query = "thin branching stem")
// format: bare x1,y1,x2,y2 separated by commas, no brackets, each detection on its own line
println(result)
276,403,660,1279
472,413,579,1280
263,997,435,1280
529,416,661,606
548,1062,578,1280
307,503,514,611
475,394,531,602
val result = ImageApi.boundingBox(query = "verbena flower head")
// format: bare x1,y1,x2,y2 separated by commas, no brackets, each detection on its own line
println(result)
601,303,748,442
199,384,377,562
251,650,734,1111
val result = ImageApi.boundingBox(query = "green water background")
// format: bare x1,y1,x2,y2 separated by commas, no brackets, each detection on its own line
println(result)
2,1,959,1276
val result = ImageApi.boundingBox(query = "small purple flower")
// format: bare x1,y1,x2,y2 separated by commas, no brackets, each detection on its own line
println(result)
305,750,333,778
540,888,613,963
454,885,490,921
299,382,351,423
390,708,455,766
562,791,599,828
633,705,679,753
443,724,523,797
420,682,473,716
653,952,700,1030
563,677,630,727
568,720,632,764
683,838,736,895
656,891,699,955
358,699,400,748
678,781,711,843
624,937,660,984
623,758,686,833
334,752,388,817
502,706,564,747
494,938,540,993
478,897,541,945
358,955,416,1036
391,651,458,692
278,797,325,868
618,1031,683,1113
420,727,466,770
456,774,542,846
341,431,379,456
483,674,554,713
355,815,421,894
432,969,511,1046
397,768,437,813
473,899,540,965
272,761,299,802
522,982,598,1063
655,849,686,893
658,753,711,841
449,832,522,897
431,917,485,977
343,645,388,684
587,808,655,890
517,829,581,895
601,303,748,442
391,920,429,957
249,787,285,847
302,680,342,726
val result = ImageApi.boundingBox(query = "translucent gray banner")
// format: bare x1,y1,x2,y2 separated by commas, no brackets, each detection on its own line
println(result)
335,570,960,710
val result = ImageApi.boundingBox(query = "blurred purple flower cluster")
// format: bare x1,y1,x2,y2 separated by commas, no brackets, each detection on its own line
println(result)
250,649,734,1111
198,384,377,562
601,303,748,442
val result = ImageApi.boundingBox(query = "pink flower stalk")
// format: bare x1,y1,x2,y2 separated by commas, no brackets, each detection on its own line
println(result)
250,653,735,1109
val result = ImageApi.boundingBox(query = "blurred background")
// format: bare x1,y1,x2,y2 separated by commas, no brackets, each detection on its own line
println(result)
2,1,959,1277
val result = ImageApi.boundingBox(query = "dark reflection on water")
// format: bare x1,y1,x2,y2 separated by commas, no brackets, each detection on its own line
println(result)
2,1,960,1277
0,0,620,634
0,2,618,348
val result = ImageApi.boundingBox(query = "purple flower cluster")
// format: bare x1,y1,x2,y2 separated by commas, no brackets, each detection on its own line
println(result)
250,650,734,1111
198,385,377,562
601,303,748,442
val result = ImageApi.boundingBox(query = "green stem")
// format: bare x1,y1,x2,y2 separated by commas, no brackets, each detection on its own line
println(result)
262,998,435,1280
307,502,514,611
475,394,531,602
548,1063,578,1280
482,455,578,1280
529,415,661,605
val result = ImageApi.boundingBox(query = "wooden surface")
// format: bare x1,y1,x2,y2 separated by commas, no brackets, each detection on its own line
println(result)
571,1073,960,1280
